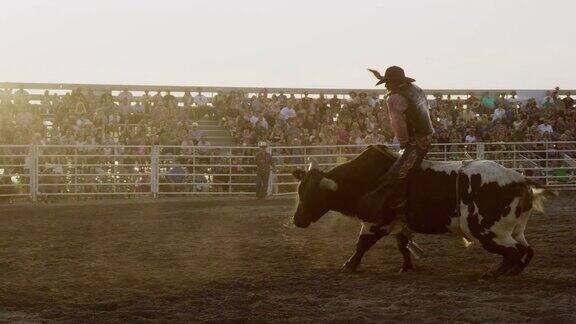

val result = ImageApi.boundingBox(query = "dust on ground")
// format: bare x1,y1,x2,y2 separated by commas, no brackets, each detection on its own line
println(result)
0,195,575,323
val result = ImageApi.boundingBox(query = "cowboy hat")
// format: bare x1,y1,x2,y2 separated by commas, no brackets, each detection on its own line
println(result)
368,66,415,86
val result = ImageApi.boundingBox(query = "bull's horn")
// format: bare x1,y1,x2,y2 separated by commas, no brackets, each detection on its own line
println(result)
308,158,319,171
319,178,338,191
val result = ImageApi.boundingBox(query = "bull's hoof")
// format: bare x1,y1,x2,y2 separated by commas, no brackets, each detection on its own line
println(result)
481,270,501,280
340,262,359,273
481,272,493,280
398,266,415,274
501,264,523,276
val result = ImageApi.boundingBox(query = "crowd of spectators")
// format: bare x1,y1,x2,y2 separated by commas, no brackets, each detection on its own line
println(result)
0,87,215,147
220,88,576,147
0,86,575,149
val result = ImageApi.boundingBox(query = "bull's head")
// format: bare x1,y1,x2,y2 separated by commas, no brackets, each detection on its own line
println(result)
291,160,339,228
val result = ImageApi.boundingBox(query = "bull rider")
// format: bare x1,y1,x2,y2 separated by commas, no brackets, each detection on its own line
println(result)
359,66,435,224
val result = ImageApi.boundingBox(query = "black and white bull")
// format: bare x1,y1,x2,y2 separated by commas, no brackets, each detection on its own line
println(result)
291,145,556,278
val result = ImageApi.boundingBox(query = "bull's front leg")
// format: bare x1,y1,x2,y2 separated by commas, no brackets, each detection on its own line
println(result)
341,222,388,272
396,229,416,273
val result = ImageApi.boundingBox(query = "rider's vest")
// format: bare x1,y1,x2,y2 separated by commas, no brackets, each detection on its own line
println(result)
390,83,435,137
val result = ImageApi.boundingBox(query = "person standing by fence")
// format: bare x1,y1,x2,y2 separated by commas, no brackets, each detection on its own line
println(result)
255,142,274,199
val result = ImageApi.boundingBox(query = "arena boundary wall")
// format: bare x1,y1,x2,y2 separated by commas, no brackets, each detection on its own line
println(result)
0,142,574,202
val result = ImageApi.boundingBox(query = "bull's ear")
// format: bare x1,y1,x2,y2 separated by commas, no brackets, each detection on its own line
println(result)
292,169,306,180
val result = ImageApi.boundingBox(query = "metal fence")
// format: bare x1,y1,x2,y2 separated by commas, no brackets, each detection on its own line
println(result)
270,141,576,194
0,142,575,202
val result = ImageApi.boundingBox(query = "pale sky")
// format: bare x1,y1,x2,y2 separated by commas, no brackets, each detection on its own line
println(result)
1,0,574,90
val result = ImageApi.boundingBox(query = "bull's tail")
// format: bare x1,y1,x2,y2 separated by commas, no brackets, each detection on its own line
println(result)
526,179,558,213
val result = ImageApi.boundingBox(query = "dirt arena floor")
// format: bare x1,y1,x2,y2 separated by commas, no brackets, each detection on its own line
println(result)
0,194,575,323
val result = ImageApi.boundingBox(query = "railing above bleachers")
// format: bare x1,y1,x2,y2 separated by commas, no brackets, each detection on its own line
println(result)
2,82,575,100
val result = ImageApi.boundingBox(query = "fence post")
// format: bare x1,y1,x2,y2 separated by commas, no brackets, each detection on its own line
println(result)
545,142,549,186
193,146,197,194
267,145,273,196
228,148,232,193
513,144,517,169
151,145,159,198
476,142,485,160
74,146,78,197
30,145,38,202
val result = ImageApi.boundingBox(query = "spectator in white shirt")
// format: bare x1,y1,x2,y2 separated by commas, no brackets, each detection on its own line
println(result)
353,135,365,146
249,113,259,127
465,130,477,143
194,88,209,106
256,112,269,130
537,120,553,135
190,122,205,144
492,106,506,122
118,88,133,116
75,114,93,129
367,94,380,108
279,105,296,121
109,112,121,125
52,159,64,175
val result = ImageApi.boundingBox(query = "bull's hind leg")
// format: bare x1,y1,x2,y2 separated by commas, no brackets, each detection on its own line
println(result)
507,212,534,275
478,235,518,278
472,196,535,278
479,233,533,278
341,222,387,272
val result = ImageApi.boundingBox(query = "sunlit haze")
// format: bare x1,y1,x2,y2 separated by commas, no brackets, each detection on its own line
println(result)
1,0,574,89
